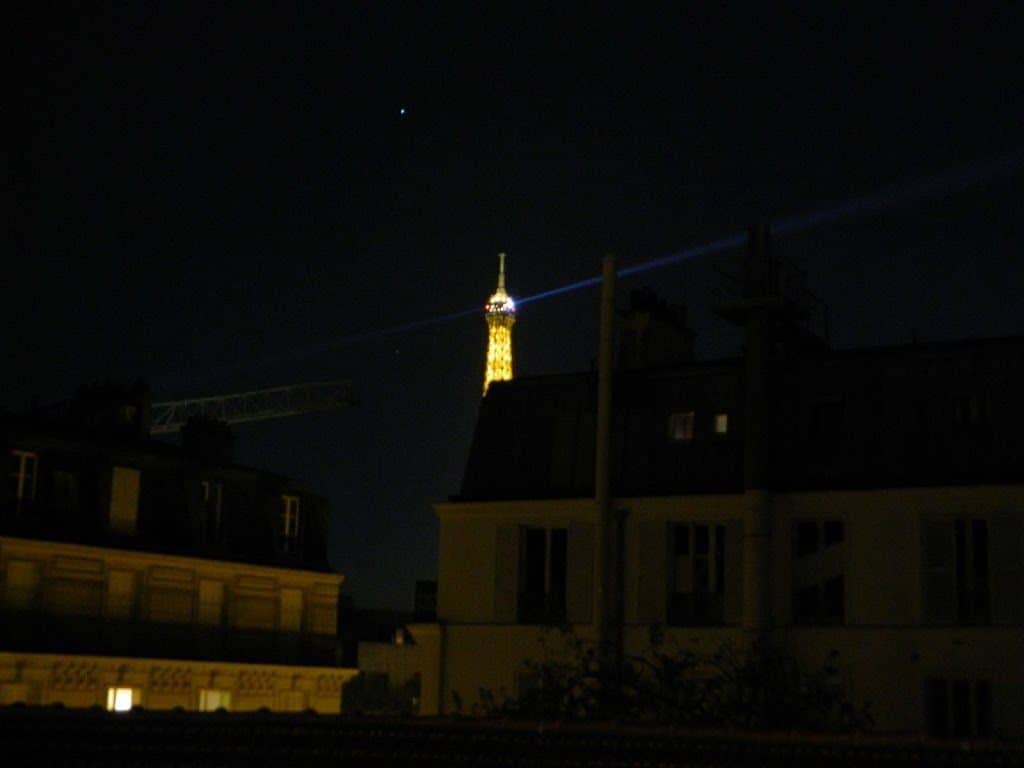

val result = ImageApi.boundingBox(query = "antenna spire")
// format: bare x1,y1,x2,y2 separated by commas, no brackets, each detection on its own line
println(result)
497,252,507,292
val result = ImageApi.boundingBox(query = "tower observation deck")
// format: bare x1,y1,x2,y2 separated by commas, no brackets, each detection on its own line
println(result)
483,253,516,395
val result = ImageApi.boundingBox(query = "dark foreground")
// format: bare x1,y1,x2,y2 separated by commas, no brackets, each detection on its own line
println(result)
1,707,1021,767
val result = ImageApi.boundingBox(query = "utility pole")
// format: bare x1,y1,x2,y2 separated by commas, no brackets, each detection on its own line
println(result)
594,253,622,687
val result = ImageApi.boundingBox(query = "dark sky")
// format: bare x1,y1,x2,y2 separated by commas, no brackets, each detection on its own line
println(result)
11,5,1024,609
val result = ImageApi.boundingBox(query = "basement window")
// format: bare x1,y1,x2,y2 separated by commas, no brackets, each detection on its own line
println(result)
198,689,232,712
106,687,135,712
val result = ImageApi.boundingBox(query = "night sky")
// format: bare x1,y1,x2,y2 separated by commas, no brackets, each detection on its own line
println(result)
11,5,1024,609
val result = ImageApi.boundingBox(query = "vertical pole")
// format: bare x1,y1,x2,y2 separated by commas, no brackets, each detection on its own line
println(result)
594,254,617,662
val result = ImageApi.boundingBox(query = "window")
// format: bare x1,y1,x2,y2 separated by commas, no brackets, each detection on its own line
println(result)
280,495,301,552
924,678,992,738
713,412,729,436
791,519,845,625
9,450,38,511
52,470,79,512
198,689,231,712
202,480,224,543
668,411,695,442
922,518,991,625
106,687,135,712
109,466,140,535
518,527,567,624
118,404,138,426
953,394,986,427
669,523,725,625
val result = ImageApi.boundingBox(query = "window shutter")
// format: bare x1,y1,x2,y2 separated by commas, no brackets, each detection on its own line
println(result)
493,524,518,622
921,519,956,624
636,521,667,624
990,517,1024,625
723,520,743,624
566,523,594,625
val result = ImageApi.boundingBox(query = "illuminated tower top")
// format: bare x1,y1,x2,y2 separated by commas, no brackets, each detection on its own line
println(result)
485,252,516,315
483,253,516,395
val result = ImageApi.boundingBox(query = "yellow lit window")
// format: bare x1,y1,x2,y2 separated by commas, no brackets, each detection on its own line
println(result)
198,689,231,711
106,687,135,712
713,412,729,435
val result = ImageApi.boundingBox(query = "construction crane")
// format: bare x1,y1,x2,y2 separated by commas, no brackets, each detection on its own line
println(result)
149,379,356,435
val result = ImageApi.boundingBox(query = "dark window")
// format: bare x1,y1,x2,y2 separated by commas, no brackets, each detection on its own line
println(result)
975,681,993,738
924,678,994,739
952,680,971,738
51,470,79,513
924,679,949,738
792,520,845,625
822,575,845,624
518,527,568,624
796,521,818,557
669,523,725,626
954,519,990,624
792,586,820,624
824,520,844,547
203,481,224,544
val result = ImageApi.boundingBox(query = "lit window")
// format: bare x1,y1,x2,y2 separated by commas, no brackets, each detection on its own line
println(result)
668,411,695,442
198,689,231,712
9,450,38,511
106,687,135,712
280,495,301,552
713,412,729,435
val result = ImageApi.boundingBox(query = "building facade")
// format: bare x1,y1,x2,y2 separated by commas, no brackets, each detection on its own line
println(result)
416,236,1024,739
1,382,355,712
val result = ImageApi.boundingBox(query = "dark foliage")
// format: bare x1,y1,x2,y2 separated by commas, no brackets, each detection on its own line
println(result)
473,626,873,732
342,672,420,717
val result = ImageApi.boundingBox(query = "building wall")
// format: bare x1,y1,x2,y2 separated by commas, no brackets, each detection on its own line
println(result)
0,536,342,640
0,651,357,714
432,485,1024,737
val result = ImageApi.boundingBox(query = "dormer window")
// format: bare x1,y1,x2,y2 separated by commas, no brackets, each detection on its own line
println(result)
668,411,695,442
280,495,301,553
9,450,38,512
202,480,224,544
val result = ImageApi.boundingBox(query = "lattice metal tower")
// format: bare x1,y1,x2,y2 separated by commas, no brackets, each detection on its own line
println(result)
483,252,516,395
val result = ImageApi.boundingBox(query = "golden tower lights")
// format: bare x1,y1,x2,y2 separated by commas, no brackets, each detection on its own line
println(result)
483,252,516,395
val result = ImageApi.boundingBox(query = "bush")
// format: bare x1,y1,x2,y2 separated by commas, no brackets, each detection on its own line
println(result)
342,672,420,717
474,626,872,732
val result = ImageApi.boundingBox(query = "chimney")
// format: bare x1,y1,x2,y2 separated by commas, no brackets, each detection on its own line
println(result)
618,288,695,369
